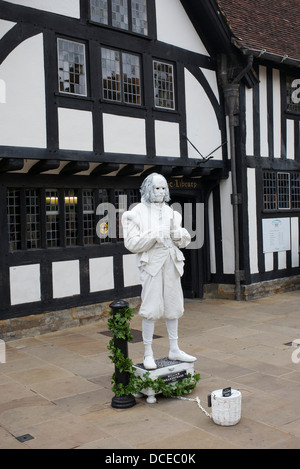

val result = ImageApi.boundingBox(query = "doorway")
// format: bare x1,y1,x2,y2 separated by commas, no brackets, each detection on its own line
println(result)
170,194,204,299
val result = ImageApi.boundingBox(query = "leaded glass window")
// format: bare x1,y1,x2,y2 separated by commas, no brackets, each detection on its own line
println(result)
112,0,128,30
46,190,59,248
277,172,290,209
263,171,277,210
65,189,78,246
291,173,300,209
153,60,175,110
57,38,87,96
132,0,148,35
263,171,300,211
102,48,121,102
26,189,40,249
90,0,148,35
83,190,95,245
7,189,21,251
101,47,141,105
90,0,108,24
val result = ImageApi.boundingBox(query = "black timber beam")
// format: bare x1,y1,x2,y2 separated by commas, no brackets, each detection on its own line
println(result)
0,158,24,172
28,159,60,175
60,161,89,175
116,164,144,177
91,163,120,175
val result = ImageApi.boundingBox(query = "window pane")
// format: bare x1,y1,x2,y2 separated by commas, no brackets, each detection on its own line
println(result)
102,48,121,102
131,0,148,35
263,171,277,210
114,189,125,241
7,189,21,251
90,0,108,24
153,60,175,109
122,53,141,104
26,189,40,249
83,190,95,244
112,0,129,30
46,190,59,248
57,38,87,96
65,189,78,246
291,173,300,209
278,172,290,209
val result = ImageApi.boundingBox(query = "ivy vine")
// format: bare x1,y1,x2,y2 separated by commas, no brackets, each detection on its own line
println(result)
107,306,200,399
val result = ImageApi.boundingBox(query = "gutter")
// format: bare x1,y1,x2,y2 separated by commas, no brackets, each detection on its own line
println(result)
232,39,300,68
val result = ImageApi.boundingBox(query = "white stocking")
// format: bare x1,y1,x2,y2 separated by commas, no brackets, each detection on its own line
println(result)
142,319,155,358
166,318,196,363
166,318,180,354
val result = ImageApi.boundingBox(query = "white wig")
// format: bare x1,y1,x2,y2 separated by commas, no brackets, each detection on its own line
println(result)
140,173,170,203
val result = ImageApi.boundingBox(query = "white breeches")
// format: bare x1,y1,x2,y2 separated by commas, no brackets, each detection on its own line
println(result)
138,254,184,321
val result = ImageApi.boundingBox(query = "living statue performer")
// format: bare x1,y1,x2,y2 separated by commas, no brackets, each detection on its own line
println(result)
121,173,196,370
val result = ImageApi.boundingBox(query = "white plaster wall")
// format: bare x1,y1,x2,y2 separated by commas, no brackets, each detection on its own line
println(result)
185,68,222,160
103,113,146,155
264,252,273,271
259,65,269,157
208,192,216,274
58,108,93,151
247,168,259,274
2,0,80,18
200,68,220,103
10,264,41,305
155,0,209,56
245,87,254,156
89,257,114,292
220,176,235,274
273,69,281,158
0,19,16,39
52,260,80,299
291,217,299,268
287,119,295,159
123,254,141,287
0,33,46,148
155,120,180,157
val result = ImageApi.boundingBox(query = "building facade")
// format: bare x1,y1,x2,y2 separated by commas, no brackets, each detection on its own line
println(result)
0,0,299,334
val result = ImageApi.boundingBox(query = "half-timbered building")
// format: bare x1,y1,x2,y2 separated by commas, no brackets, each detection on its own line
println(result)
0,0,299,336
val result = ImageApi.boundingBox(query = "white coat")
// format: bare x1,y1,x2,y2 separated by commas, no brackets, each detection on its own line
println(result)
122,202,191,320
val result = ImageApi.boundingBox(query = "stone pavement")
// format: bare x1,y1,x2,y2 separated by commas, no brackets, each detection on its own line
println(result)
1,291,300,449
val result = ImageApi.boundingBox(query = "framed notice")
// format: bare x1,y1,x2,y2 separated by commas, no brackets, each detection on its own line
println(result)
262,218,291,253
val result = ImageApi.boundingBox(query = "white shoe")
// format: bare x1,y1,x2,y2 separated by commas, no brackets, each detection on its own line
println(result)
143,355,157,370
168,350,197,362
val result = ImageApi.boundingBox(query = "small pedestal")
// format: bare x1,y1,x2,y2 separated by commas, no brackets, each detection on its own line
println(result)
133,357,195,403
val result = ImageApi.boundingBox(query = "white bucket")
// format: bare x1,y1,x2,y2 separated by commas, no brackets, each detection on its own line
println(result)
211,389,241,426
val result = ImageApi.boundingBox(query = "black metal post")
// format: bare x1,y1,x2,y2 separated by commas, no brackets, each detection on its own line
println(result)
110,300,136,409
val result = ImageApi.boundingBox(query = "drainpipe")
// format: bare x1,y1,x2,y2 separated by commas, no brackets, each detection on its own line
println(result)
221,54,253,301
223,83,242,301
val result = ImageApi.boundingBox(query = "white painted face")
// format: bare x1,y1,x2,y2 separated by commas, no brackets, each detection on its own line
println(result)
152,175,167,203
